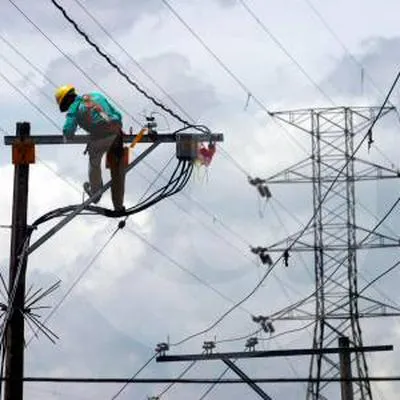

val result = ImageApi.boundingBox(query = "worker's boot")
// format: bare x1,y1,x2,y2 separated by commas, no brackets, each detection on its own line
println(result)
83,182,101,204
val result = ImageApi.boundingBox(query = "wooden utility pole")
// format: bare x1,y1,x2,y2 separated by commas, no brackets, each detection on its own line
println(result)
339,336,354,400
4,122,33,400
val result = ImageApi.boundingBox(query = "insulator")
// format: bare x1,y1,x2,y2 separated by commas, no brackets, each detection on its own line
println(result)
257,185,267,197
203,341,216,353
155,342,169,354
266,321,275,334
245,337,259,350
260,253,273,266
264,185,272,198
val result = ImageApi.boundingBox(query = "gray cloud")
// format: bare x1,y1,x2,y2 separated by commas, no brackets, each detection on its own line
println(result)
323,36,400,100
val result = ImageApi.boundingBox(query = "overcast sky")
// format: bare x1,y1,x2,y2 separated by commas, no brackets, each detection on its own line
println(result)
1,0,400,399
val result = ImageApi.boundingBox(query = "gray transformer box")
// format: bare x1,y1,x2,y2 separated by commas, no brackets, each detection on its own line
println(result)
176,134,198,161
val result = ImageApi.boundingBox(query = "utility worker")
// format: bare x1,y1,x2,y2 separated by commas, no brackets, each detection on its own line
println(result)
55,85,125,213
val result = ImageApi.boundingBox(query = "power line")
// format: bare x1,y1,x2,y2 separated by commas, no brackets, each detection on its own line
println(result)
359,196,400,246
359,259,400,296
7,0,142,127
26,224,122,345
125,224,252,315
154,361,197,399
198,365,230,400
0,51,57,105
159,0,309,155
3,376,399,383
237,0,335,105
0,33,58,87
303,0,395,108
110,353,157,400
0,69,61,130
71,0,195,125
49,0,207,130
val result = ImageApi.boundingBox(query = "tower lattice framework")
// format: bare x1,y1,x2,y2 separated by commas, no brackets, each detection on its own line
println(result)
264,106,399,399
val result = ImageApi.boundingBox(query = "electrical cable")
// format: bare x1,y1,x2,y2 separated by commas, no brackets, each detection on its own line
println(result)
125,224,252,315
110,353,158,400
359,259,400,297
71,0,195,125
6,0,142,127
154,361,197,399
160,0,309,155
48,0,209,133
0,52,55,104
237,0,335,105
0,32,58,87
25,224,122,345
0,69,61,130
198,365,230,400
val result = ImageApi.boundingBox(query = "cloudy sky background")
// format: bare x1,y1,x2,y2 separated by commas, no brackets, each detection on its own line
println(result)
0,0,400,399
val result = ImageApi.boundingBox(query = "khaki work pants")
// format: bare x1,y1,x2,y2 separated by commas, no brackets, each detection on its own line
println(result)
87,124,125,210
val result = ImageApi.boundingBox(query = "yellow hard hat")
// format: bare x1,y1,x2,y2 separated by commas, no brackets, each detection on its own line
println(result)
55,85,76,109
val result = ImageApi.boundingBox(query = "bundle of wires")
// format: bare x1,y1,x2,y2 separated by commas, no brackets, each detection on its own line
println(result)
32,158,194,227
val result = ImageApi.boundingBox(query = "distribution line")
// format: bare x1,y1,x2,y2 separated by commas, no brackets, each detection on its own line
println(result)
1,5,312,396
49,0,208,130
7,0,142,127
71,0,194,124
26,224,121,345
0,32,58,87
170,69,400,346
153,361,197,399
125,224,252,315
359,259,400,296
160,0,309,155
237,0,335,105
0,51,58,105
110,353,158,400
26,151,182,344
303,0,394,105
0,69,61,130
72,0,255,178
198,365,230,400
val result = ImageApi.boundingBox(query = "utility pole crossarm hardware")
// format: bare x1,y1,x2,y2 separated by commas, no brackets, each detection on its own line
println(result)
156,345,393,362
4,133,224,145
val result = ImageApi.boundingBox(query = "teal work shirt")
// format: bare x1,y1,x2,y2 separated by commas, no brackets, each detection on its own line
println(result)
63,92,122,137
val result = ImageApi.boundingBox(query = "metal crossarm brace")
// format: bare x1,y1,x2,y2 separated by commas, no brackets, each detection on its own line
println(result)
4,133,224,145
27,142,160,254
222,358,273,400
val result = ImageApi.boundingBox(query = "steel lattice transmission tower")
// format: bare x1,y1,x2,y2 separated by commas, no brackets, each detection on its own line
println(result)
263,106,400,400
